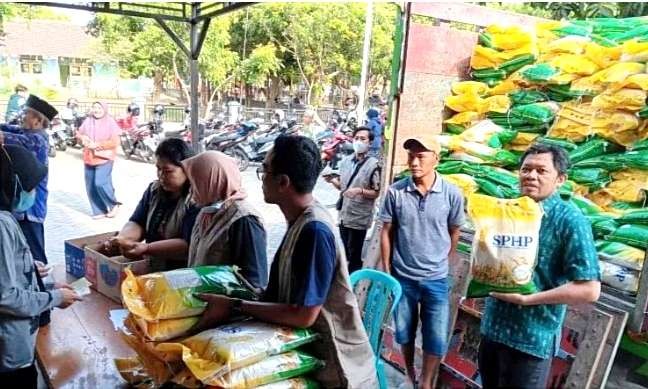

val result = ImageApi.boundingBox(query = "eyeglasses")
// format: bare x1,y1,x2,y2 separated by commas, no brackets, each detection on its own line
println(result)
256,166,273,180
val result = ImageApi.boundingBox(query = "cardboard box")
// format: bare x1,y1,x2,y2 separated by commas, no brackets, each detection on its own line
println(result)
85,247,150,303
64,232,118,279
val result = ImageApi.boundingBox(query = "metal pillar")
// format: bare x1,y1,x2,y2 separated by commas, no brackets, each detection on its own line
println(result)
190,3,201,153
356,0,374,116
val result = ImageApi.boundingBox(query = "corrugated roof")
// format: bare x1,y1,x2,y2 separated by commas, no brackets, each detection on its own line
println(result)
1,20,97,58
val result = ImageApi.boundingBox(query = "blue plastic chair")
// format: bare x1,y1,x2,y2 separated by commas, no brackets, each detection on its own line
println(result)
350,269,403,389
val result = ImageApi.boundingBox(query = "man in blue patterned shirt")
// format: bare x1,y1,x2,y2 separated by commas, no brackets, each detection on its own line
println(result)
477,143,601,388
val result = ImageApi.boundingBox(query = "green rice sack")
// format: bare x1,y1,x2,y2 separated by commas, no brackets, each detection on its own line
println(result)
208,351,324,389
608,224,648,249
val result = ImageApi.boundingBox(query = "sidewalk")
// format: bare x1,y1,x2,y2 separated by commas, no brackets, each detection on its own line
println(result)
44,148,340,265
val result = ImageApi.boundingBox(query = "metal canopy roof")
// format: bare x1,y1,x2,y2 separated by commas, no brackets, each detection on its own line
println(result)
22,2,255,151
24,2,249,24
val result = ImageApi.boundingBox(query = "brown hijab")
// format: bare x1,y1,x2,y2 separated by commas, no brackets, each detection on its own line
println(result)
182,151,246,227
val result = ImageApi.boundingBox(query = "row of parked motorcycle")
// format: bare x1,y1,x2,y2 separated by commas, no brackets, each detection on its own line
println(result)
9,99,358,171
32,100,168,161
198,109,357,171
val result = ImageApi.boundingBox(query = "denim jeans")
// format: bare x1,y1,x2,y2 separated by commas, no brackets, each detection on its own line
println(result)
393,276,449,356
84,161,117,215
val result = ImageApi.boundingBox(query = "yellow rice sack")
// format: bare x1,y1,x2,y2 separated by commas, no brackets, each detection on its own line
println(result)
122,266,257,321
442,174,479,197
591,88,647,111
115,357,155,389
467,194,543,297
451,81,489,96
590,62,645,84
444,112,483,129
127,313,199,342
205,351,324,388
550,54,600,76
155,320,319,384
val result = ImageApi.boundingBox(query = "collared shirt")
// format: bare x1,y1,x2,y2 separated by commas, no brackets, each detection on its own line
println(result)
379,174,465,280
0,124,49,223
481,192,600,359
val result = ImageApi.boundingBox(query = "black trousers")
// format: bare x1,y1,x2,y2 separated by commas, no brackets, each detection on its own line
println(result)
339,223,368,275
18,220,51,327
478,338,552,389
0,363,38,389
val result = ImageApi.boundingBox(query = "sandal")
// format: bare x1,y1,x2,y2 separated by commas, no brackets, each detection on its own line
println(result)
106,204,121,218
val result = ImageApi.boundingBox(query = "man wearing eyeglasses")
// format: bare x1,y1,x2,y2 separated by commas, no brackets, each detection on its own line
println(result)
379,134,465,389
196,135,378,388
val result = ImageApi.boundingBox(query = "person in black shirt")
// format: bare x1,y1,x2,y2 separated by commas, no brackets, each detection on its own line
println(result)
103,139,198,270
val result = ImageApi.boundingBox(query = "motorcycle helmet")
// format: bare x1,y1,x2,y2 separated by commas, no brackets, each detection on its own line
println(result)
153,104,165,116
240,121,258,133
127,102,140,116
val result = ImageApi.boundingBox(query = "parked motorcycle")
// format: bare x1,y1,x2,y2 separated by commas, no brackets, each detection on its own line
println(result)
204,121,258,171
48,116,69,153
321,126,354,169
254,118,302,161
46,129,57,158
60,98,84,148
118,104,164,163
120,122,161,163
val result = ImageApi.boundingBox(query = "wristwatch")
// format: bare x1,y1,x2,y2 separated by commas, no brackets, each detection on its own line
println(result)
230,298,244,315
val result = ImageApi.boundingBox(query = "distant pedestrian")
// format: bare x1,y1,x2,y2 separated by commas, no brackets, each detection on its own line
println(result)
325,126,381,273
5,84,28,123
365,108,383,158
77,101,121,219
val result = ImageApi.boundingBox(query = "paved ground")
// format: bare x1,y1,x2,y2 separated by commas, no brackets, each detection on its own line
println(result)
44,147,340,266
44,148,407,387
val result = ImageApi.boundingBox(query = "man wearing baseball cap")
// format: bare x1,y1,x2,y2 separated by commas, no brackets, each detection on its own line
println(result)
379,133,465,389
0,94,58,327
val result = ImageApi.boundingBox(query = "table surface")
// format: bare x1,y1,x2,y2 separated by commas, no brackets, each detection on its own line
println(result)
35,265,133,389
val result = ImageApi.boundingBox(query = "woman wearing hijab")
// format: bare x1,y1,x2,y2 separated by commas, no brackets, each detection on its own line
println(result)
182,151,268,290
104,138,199,271
0,144,81,387
77,101,121,219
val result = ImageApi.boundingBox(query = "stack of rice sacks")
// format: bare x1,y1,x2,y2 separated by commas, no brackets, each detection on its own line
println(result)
439,19,648,294
115,266,323,389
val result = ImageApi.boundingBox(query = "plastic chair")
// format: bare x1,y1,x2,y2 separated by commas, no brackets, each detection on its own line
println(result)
350,269,403,389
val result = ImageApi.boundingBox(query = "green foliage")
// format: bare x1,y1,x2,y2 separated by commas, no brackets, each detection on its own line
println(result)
240,44,282,87
482,2,553,19
507,2,648,20
228,2,396,104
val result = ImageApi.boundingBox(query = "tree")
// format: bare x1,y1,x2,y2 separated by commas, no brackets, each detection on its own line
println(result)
1,3,69,34
89,9,238,109
229,3,397,107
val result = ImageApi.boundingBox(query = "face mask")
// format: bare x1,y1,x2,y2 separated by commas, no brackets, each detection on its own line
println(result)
12,177,36,213
203,201,224,213
353,140,369,154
